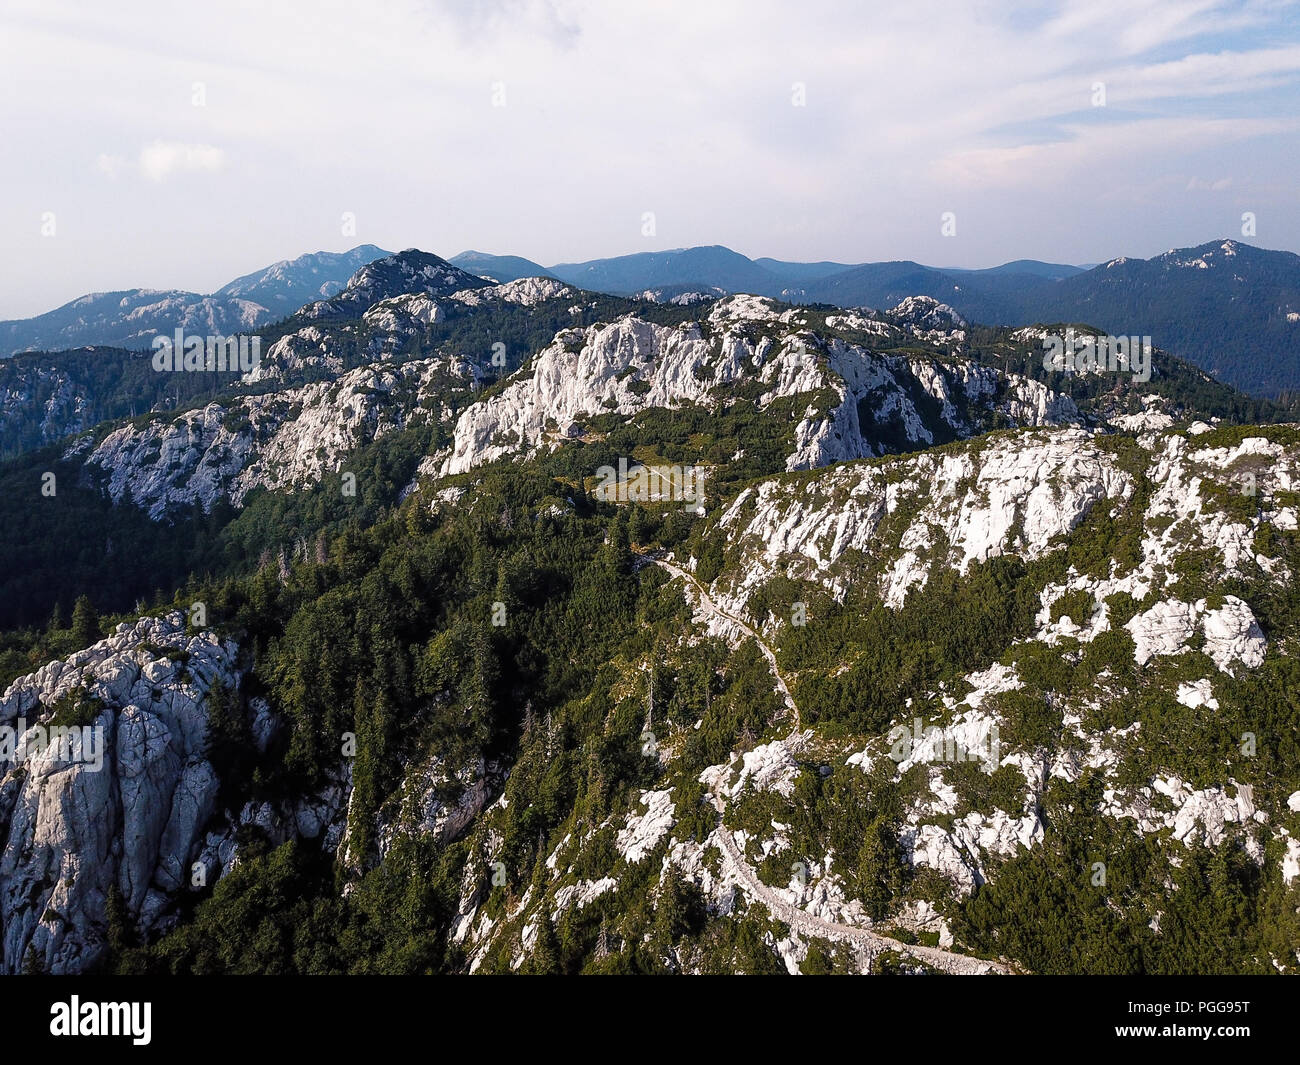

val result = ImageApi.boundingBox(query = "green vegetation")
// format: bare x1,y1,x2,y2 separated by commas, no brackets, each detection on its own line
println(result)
957,776,1287,974
3,283,1299,978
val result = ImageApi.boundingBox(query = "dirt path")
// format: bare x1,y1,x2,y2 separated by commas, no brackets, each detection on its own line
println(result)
652,554,1013,975
653,556,800,731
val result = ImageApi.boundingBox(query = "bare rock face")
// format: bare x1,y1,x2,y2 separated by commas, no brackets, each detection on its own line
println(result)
0,613,235,974
0,614,365,974
448,277,575,308
0,366,93,450
374,755,500,865
436,295,1081,478
709,428,1132,614
647,423,1300,949
78,357,472,519
1126,595,1265,673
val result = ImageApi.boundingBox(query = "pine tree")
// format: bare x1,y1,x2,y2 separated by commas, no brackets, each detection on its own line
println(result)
493,561,512,618
105,884,135,960
857,816,906,921
645,666,655,734
654,866,701,945
628,505,648,546
603,513,631,575
595,917,611,960
529,915,562,975
70,595,99,649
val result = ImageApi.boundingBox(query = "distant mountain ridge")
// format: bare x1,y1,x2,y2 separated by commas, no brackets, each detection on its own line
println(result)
545,245,782,296
454,240,1300,397
8,239,1300,397
1009,240,1300,397
945,259,1085,280
214,244,392,313
0,245,392,356
449,251,553,284
453,246,1090,301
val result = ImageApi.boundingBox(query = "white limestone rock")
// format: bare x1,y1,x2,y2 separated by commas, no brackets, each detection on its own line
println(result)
1283,838,1300,885
450,277,574,307
711,429,1130,613
82,357,473,519
728,742,799,798
617,789,676,864
1126,596,1264,673
0,614,237,974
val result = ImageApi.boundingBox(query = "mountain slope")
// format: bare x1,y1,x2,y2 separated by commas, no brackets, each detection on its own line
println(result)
450,251,554,283
0,245,392,357
753,257,857,281
1012,241,1300,397
294,249,492,320
214,245,391,314
487,241,1300,397
548,246,784,296
947,259,1084,280
12,239,1297,397
0,291,268,356
5,418,1297,975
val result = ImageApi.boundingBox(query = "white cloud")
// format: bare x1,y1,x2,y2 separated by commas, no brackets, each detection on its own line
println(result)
934,116,1293,188
92,141,226,182
137,141,224,182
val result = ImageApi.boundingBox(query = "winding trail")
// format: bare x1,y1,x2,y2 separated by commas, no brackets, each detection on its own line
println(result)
653,556,800,731
650,553,1014,975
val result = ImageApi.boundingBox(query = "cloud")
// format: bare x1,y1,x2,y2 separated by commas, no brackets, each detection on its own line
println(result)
5,0,1297,316
934,117,1292,188
93,141,226,182
434,0,581,46
137,141,224,181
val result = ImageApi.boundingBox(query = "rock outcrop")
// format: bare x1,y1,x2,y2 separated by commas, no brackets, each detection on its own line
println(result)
0,614,235,973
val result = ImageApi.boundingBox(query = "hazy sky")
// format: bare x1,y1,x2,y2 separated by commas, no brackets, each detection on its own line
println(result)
2,0,1299,317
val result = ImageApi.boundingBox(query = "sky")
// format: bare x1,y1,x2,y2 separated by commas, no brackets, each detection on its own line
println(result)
2,0,1298,317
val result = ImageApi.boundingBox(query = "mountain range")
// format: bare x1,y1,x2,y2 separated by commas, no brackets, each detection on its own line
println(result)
451,240,1300,398
9,238,1294,399
1,246,1298,976
0,245,392,356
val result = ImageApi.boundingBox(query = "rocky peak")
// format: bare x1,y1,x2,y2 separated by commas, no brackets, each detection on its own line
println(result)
886,295,967,331
309,250,491,317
